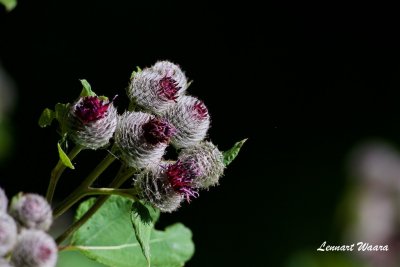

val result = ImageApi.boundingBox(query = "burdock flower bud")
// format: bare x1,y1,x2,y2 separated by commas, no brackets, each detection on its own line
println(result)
128,61,187,114
114,112,176,169
179,141,225,188
68,96,118,149
0,187,7,212
0,213,17,257
164,95,210,148
135,166,184,213
9,193,52,231
11,229,57,267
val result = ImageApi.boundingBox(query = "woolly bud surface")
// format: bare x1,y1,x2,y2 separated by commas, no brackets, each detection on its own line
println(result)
0,187,7,212
164,95,210,149
9,193,52,231
0,212,17,256
11,229,57,267
68,96,118,150
128,61,187,114
135,166,184,212
115,112,175,169
179,141,225,188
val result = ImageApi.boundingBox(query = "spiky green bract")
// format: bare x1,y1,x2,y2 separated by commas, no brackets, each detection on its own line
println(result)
179,141,225,189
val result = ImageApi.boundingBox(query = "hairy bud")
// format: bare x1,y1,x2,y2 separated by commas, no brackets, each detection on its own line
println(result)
9,193,52,231
128,61,187,114
11,229,57,267
135,166,184,212
179,141,225,188
114,112,175,169
0,187,7,212
68,96,118,149
164,95,210,148
0,212,17,257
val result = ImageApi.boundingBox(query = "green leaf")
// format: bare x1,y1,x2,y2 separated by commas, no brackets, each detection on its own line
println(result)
57,143,75,169
54,103,70,135
130,66,142,79
38,108,55,128
131,202,159,266
0,0,17,11
80,79,96,97
71,195,194,267
223,138,247,166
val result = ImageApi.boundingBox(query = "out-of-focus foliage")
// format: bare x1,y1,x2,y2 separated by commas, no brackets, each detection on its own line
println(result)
0,0,16,11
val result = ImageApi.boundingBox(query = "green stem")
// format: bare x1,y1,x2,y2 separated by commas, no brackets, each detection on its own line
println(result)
46,145,82,204
53,153,116,219
56,165,136,245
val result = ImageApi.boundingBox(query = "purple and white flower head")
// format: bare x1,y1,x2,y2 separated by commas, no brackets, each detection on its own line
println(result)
127,61,187,114
11,229,57,267
9,193,52,231
114,112,176,169
0,187,7,212
0,212,17,257
68,96,118,150
179,141,225,189
164,95,210,149
135,160,202,212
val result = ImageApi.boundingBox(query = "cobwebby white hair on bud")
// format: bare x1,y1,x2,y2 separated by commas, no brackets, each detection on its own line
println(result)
127,61,187,114
68,98,118,150
0,212,18,257
134,166,183,213
179,141,225,189
9,193,53,231
164,95,210,149
0,187,7,213
114,112,167,169
11,229,57,267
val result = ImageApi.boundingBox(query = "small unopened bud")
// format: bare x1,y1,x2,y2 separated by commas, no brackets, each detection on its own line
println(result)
11,229,57,267
68,96,118,150
135,166,184,212
127,61,187,114
9,193,52,231
114,112,175,169
0,213,17,257
0,187,7,212
164,95,210,148
179,141,225,188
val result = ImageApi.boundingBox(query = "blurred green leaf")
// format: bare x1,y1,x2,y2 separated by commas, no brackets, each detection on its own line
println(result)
0,0,17,11
57,143,75,169
223,138,247,166
71,195,194,267
80,79,96,97
58,251,106,267
131,202,159,266
38,108,55,128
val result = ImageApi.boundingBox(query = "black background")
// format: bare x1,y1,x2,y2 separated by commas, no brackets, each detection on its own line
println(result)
2,1,400,266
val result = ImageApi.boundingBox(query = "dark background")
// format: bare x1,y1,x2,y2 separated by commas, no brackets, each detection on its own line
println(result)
2,1,400,266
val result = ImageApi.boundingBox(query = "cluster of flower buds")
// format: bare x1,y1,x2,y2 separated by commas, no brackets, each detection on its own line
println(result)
0,187,57,267
65,61,225,212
